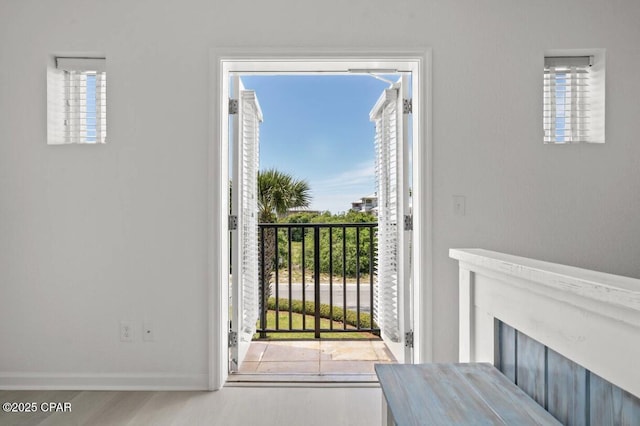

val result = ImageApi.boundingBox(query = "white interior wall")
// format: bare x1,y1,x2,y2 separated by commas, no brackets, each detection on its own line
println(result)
1,0,639,387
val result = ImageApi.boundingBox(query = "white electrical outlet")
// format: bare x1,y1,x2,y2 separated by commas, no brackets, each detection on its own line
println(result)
143,321,154,342
120,321,134,342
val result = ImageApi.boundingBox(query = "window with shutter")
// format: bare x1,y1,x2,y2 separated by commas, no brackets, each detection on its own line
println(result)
47,57,106,144
543,53,604,144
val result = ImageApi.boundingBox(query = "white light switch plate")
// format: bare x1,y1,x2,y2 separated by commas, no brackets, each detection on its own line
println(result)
453,195,466,216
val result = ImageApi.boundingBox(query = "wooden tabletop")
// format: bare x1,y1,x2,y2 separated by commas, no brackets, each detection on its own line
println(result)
375,363,561,426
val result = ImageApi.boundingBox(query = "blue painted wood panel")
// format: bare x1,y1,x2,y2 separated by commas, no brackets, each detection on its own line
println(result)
517,330,546,407
496,320,517,383
547,347,587,426
496,320,640,426
590,372,640,426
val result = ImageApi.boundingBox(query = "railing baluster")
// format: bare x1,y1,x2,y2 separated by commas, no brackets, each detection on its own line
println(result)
329,226,333,331
301,226,306,331
370,225,375,334
356,227,361,330
260,226,267,338
288,227,292,330
314,226,321,339
342,226,347,331
274,226,279,331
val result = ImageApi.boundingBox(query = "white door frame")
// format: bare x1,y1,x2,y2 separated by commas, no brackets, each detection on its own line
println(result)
208,47,433,390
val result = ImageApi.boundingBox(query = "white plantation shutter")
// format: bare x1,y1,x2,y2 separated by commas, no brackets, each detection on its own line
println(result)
239,89,262,336
96,72,106,141
66,71,87,142
372,88,401,342
544,56,591,144
47,67,67,144
47,57,106,144
230,78,263,371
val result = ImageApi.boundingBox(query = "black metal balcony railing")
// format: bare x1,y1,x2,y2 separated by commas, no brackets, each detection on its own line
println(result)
257,222,380,338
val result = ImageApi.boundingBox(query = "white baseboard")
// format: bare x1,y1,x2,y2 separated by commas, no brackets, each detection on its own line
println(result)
0,372,209,390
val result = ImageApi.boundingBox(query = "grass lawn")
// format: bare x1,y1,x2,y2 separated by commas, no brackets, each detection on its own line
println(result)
253,310,379,340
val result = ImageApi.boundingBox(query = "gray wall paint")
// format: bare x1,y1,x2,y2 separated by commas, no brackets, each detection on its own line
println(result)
1,0,640,381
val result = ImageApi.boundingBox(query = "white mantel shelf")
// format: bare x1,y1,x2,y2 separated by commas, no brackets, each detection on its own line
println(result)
450,249,640,316
450,248,640,398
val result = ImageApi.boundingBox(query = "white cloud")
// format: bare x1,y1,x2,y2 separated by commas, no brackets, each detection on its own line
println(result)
314,160,375,191
309,160,376,213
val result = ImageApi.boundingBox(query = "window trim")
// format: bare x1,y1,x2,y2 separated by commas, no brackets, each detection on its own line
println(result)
208,47,433,390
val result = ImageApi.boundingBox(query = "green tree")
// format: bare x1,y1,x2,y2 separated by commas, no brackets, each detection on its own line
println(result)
258,169,311,305
306,211,377,277
258,169,311,223
281,212,317,242
276,210,377,278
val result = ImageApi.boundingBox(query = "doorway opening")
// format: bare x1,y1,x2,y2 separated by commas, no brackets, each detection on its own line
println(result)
210,52,430,389
232,73,408,379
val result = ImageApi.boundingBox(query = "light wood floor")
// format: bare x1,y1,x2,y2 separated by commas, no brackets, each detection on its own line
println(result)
0,386,381,425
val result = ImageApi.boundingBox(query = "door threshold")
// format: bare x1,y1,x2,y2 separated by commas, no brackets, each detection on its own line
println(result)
226,373,379,386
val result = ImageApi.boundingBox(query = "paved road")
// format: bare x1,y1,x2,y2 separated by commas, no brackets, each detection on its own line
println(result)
273,282,373,313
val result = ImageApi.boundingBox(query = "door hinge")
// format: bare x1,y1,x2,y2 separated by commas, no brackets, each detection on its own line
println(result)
229,215,238,230
403,98,412,114
405,330,414,348
229,98,239,115
228,330,238,348
404,214,413,231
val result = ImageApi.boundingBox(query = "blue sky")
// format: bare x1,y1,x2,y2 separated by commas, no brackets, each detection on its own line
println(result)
240,74,396,214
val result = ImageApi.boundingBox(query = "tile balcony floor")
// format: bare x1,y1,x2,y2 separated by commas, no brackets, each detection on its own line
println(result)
233,340,396,379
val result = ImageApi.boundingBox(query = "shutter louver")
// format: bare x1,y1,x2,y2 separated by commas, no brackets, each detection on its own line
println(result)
544,56,591,144
372,88,401,342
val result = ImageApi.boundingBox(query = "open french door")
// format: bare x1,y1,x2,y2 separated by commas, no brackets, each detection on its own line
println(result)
229,76,263,372
370,74,413,363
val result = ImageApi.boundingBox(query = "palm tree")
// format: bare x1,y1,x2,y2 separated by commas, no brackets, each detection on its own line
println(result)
258,168,311,222
257,169,311,309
